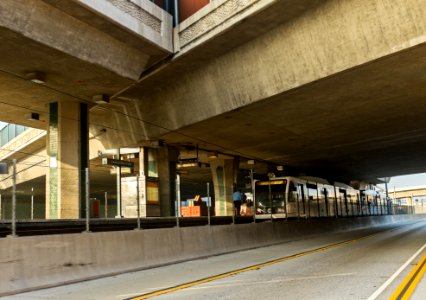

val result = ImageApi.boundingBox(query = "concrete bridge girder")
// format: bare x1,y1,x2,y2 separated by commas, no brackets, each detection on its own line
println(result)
106,0,426,180
0,0,172,128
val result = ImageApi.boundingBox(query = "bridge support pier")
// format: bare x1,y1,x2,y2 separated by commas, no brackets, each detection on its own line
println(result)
46,102,88,219
120,146,178,218
210,158,237,216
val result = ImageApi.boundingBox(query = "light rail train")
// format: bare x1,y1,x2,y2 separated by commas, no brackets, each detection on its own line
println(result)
254,176,389,219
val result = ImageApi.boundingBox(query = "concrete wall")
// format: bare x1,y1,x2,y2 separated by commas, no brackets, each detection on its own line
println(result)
0,214,424,296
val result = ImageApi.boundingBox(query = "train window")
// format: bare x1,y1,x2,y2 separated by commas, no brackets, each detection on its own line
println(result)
255,180,286,213
255,183,270,205
270,183,286,200
307,183,318,201
307,183,317,190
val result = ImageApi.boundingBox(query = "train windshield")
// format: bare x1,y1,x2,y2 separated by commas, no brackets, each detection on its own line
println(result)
255,180,287,214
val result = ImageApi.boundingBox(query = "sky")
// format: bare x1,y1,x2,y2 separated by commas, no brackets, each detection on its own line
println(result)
379,172,426,190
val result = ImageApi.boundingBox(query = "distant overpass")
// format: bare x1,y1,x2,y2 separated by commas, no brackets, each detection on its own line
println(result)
391,185,426,214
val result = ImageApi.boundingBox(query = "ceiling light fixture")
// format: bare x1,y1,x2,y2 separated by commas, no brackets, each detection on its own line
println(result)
208,152,218,159
25,71,46,84
92,94,110,105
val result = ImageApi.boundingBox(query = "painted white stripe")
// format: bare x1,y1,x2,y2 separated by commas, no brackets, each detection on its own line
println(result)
367,242,426,300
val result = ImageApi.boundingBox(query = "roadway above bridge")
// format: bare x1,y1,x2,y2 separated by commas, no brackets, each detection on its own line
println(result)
0,0,425,183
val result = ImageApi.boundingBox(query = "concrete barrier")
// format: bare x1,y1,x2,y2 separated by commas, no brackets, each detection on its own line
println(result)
0,214,424,296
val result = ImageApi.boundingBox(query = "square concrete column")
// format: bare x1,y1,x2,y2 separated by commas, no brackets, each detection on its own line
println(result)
210,158,236,216
121,148,146,217
120,146,178,217
46,102,88,219
157,146,178,217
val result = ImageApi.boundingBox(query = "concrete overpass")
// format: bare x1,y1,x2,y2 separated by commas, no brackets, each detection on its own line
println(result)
391,185,426,214
0,0,425,218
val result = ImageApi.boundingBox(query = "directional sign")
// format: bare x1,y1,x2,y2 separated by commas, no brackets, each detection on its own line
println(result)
102,158,134,168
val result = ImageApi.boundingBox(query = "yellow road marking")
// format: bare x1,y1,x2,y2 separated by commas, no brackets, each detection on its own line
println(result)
127,233,376,300
389,254,426,300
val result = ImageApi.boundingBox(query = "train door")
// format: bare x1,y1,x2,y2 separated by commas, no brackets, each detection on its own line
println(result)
347,194,353,216
288,180,306,218
297,183,307,218
306,183,318,217
317,184,326,217
287,181,298,217
360,190,367,215
338,189,348,216
326,185,336,217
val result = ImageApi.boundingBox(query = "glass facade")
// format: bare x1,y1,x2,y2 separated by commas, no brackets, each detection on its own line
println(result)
0,123,28,147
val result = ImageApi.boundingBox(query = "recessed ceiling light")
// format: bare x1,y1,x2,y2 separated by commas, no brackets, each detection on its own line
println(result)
25,112,40,121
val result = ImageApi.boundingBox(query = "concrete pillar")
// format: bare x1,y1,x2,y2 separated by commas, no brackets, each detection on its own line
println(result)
46,102,88,219
120,146,178,218
210,158,236,216
157,146,178,217
121,148,146,218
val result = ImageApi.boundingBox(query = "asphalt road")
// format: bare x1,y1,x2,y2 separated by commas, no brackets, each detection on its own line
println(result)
5,218,426,300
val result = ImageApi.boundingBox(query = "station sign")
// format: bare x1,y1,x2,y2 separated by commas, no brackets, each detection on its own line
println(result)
102,157,134,168
177,159,200,168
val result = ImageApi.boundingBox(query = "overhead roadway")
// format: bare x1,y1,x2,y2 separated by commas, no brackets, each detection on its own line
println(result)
0,0,425,183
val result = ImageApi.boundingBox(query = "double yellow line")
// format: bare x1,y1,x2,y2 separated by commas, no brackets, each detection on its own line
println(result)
390,254,426,300
128,233,375,300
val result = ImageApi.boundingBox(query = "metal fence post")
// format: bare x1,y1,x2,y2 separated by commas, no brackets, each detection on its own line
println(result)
296,191,300,221
104,191,108,218
176,174,180,228
10,159,17,237
232,198,236,225
136,175,141,230
116,148,122,218
85,168,90,233
250,168,255,223
31,187,34,220
207,182,211,226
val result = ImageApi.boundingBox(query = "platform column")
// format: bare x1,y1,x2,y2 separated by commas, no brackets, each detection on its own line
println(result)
210,158,237,216
46,102,88,219
157,146,178,217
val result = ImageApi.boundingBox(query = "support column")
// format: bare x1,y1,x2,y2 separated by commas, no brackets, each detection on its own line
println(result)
157,146,178,217
120,146,178,218
210,158,236,216
46,102,88,219
121,148,146,218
